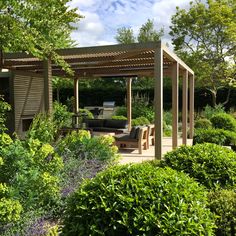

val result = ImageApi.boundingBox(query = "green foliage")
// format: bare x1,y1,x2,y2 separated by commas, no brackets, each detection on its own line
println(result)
111,115,127,120
195,118,212,129
193,128,236,146
0,135,63,210
0,183,22,225
210,113,236,132
170,1,236,106
132,116,150,126
0,0,82,73
163,121,172,137
26,113,57,143
62,163,215,235
115,27,136,44
53,101,73,128
162,143,236,189
208,189,236,236
202,104,226,120
163,110,172,126
56,130,119,163
78,108,94,120
116,19,164,44
0,97,11,133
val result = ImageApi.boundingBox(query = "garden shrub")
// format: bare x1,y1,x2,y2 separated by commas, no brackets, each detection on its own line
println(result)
0,135,63,209
78,108,94,119
203,104,225,120
163,121,172,137
0,97,11,133
53,101,73,128
56,130,118,163
208,189,236,236
62,163,215,235
193,128,227,145
26,113,57,144
0,183,22,225
210,113,236,132
132,116,150,126
111,115,127,120
162,143,236,189
195,118,212,129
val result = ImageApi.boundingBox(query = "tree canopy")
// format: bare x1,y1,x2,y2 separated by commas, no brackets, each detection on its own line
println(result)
170,0,236,106
0,0,82,72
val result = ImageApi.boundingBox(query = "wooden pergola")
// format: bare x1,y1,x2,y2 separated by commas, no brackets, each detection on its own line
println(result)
3,41,194,159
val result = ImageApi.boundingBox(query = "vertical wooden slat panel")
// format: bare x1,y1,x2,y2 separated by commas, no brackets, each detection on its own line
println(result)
154,47,163,159
189,74,195,139
182,70,188,145
126,77,132,132
172,62,179,149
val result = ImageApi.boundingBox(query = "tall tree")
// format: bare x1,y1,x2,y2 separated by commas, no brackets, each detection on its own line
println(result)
0,0,82,73
170,0,236,106
138,19,164,43
115,27,136,44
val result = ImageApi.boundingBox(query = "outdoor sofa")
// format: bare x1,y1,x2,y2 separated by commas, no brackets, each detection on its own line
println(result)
84,119,128,134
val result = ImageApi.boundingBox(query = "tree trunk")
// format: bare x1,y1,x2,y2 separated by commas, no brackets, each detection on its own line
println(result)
222,88,231,106
210,90,217,107
0,49,3,69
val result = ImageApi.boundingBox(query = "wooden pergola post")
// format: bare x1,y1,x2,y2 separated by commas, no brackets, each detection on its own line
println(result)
154,46,163,159
126,77,132,131
74,77,79,125
189,74,195,139
171,62,179,149
182,70,188,145
43,59,53,113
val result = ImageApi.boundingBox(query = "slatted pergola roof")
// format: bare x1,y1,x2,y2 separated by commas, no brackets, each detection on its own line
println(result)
2,41,194,159
3,42,193,78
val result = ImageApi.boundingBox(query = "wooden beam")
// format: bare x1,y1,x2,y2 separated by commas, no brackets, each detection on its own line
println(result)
126,77,132,131
154,47,163,159
74,77,79,126
189,74,195,139
43,59,53,113
182,70,188,145
172,62,179,149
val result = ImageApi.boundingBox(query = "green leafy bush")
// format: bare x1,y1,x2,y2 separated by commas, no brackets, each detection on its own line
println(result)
163,110,172,126
0,97,11,133
53,101,73,128
208,190,236,236
210,113,236,132
193,128,227,145
162,143,236,189
203,104,225,120
132,116,150,126
111,115,127,120
195,118,212,129
56,130,119,163
0,183,22,225
79,108,94,119
26,113,57,143
62,163,215,235
0,134,63,209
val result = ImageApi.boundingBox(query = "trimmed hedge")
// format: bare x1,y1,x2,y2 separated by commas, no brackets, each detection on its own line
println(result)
132,116,150,126
210,113,236,132
195,118,212,129
161,143,236,189
193,128,236,146
62,163,215,235
208,190,236,236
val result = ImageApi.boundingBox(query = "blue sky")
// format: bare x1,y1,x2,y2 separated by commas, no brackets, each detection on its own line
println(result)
69,0,190,47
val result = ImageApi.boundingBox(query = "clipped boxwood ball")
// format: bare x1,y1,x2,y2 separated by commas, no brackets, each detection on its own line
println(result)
210,113,236,132
162,143,236,189
62,163,215,236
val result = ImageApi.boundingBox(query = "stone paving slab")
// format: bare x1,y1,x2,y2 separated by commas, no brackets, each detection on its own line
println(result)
119,137,193,164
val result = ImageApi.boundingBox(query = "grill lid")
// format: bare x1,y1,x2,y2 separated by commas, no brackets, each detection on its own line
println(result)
103,101,115,108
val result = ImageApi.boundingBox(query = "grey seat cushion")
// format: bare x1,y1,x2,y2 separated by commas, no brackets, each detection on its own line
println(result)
104,119,128,129
85,119,104,128
115,134,138,141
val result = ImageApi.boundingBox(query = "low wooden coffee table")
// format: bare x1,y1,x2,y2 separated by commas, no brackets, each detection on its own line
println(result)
92,131,115,137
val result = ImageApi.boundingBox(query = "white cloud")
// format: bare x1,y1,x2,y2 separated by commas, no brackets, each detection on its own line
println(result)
69,0,191,47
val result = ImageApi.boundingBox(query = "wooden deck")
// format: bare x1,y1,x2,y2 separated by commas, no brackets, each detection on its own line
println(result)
119,137,193,164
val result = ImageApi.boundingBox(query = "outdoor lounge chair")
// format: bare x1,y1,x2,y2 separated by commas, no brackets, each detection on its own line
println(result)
147,124,155,148
114,126,148,154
